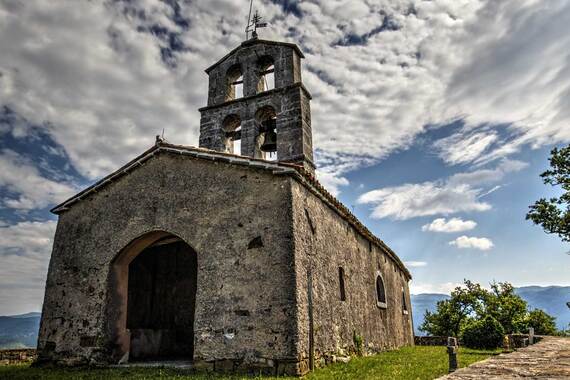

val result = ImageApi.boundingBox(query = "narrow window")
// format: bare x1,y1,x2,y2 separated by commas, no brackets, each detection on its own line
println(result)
375,272,387,308
402,287,408,314
338,267,346,301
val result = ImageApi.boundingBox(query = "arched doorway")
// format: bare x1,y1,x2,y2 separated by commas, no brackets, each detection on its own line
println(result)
106,231,197,362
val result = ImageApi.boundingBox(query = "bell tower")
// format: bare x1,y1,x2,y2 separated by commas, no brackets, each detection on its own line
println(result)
198,37,315,173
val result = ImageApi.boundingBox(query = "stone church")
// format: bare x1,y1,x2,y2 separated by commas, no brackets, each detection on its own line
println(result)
38,37,414,375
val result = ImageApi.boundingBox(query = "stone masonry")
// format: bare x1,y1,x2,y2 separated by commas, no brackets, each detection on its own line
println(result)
37,37,413,376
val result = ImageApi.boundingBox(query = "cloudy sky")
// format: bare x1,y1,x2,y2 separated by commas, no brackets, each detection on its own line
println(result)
1,0,569,315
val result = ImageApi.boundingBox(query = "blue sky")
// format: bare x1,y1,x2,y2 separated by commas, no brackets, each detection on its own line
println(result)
0,0,569,314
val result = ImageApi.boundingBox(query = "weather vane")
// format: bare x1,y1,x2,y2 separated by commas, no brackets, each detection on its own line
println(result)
245,0,268,40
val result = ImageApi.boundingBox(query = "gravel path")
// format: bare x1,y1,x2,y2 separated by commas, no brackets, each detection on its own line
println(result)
438,336,570,379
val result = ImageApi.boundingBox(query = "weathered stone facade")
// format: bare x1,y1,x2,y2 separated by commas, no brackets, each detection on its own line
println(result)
37,38,413,376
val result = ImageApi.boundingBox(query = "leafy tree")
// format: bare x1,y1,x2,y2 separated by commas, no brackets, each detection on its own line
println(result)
419,280,558,338
527,145,570,243
462,315,505,349
525,309,557,335
420,280,487,337
486,282,528,334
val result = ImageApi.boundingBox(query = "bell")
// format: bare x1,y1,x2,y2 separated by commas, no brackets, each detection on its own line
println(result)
260,119,277,152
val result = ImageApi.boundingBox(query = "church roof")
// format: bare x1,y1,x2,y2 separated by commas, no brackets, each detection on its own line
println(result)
205,38,305,74
50,141,411,279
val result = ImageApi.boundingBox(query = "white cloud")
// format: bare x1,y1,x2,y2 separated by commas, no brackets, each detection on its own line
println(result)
0,150,77,210
410,282,462,295
434,131,498,166
315,169,349,197
0,0,568,190
0,220,56,314
358,181,490,220
404,261,427,268
422,217,477,233
449,235,494,251
358,159,526,220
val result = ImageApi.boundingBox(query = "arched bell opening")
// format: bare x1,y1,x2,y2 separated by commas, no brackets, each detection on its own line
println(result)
222,114,242,155
225,64,243,101
256,56,275,93
106,231,198,363
254,105,277,161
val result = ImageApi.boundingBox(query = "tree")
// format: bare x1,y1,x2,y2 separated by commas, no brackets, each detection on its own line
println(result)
527,145,570,243
486,282,528,334
462,315,505,349
525,309,557,335
420,280,488,337
419,280,558,338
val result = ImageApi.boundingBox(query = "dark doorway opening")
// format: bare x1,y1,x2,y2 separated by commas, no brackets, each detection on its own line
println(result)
126,238,197,361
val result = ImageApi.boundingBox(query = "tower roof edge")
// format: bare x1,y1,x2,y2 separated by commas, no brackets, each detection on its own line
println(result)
204,39,305,74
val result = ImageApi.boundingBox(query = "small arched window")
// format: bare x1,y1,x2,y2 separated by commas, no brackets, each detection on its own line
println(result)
257,56,275,93
226,65,243,101
222,114,241,155
402,287,408,314
375,272,387,309
338,267,346,301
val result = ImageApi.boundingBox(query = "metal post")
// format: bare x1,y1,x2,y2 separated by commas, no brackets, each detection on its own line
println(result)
528,327,534,345
447,337,458,373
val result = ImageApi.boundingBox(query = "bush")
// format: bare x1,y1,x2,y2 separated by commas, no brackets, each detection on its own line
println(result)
525,309,557,335
462,315,505,349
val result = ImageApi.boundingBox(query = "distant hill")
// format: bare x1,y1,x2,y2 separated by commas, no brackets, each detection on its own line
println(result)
412,286,570,335
411,293,450,335
0,312,40,349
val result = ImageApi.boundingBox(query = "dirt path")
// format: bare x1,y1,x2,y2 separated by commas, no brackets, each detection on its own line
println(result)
439,336,570,379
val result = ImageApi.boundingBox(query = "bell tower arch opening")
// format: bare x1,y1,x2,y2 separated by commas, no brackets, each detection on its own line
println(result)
226,64,243,101
222,114,242,155
256,55,275,93
106,231,198,363
255,106,277,160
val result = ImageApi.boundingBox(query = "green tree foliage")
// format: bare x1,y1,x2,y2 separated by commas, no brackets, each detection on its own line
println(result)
486,282,528,334
419,280,558,339
420,280,487,337
527,145,570,243
461,315,505,349
525,309,557,335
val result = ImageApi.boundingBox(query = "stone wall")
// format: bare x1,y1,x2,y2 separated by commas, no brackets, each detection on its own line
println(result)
290,180,414,371
0,349,37,365
38,152,298,370
414,336,450,346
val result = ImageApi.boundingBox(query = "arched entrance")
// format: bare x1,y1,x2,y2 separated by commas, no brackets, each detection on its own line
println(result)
106,231,197,362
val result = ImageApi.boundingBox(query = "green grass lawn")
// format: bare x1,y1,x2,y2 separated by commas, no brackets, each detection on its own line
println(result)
0,346,500,380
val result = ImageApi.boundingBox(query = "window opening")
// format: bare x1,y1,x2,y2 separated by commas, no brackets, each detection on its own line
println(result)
257,56,275,93
254,106,277,160
402,287,408,314
222,114,242,155
226,65,243,101
375,272,387,308
338,267,346,301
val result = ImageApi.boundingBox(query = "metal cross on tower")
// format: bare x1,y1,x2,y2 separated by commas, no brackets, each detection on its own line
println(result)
245,0,267,40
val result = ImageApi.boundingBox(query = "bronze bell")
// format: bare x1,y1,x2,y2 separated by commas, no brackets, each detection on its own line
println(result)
260,119,277,152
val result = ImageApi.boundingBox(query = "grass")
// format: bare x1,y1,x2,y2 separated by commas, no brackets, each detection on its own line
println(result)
0,346,500,380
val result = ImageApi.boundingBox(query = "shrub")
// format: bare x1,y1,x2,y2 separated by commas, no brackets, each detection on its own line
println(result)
461,315,505,349
525,309,557,335
352,331,364,356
